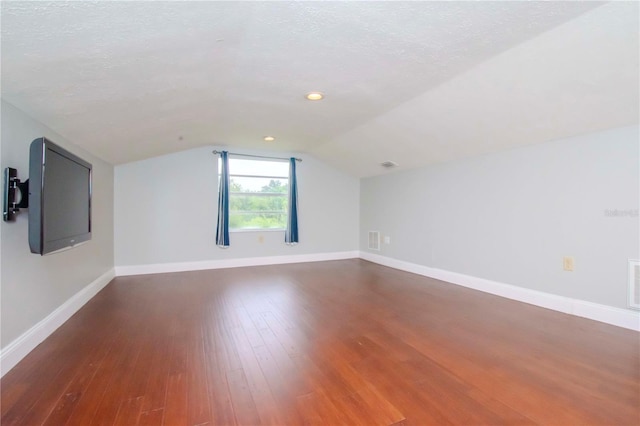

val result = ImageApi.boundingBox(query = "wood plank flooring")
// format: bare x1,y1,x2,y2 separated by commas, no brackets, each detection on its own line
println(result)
2,259,639,425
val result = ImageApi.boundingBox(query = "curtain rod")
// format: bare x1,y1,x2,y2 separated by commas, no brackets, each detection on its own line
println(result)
212,150,302,162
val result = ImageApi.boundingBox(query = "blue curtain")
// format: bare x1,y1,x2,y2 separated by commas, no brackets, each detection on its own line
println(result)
216,151,230,247
285,157,299,244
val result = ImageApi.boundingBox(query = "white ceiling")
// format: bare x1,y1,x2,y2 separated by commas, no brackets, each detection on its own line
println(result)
1,1,638,177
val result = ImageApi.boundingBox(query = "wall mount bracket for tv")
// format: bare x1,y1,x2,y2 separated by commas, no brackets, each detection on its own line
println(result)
3,167,29,222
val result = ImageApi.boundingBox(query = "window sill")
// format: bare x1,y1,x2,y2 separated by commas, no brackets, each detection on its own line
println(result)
230,228,285,233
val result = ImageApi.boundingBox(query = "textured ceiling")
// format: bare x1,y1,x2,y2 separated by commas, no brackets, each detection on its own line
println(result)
1,1,637,177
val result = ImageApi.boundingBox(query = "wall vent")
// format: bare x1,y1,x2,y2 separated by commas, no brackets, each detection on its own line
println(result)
629,260,640,310
368,231,380,251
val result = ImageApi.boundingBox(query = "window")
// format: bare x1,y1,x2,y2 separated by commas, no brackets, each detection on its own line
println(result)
219,157,289,230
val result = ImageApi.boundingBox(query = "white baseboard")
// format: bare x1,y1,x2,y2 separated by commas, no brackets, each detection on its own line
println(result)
115,251,360,277
360,252,640,332
0,268,115,377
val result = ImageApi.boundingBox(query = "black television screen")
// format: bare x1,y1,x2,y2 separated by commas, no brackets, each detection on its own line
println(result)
29,137,92,255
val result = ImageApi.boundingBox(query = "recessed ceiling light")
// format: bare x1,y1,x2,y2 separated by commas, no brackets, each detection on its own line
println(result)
264,136,275,142
305,92,324,101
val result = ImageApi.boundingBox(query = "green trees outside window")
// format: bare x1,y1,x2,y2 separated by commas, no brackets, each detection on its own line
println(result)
220,158,289,230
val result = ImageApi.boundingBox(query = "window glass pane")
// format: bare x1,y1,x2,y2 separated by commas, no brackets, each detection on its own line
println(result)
227,158,288,177
229,212,287,230
230,194,287,214
218,156,290,231
230,177,288,193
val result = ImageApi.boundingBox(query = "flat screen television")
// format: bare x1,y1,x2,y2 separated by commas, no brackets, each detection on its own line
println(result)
29,137,92,255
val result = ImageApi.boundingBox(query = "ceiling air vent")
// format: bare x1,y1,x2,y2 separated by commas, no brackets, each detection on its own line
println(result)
380,161,398,169
368,231,380,251
629,260,640,310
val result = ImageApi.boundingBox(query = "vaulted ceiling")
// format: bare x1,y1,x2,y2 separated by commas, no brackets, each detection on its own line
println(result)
1,2,638,177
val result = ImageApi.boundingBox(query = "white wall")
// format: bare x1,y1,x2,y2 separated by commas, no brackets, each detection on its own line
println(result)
361,126,639,310
115,146,359,267
0,101,115,348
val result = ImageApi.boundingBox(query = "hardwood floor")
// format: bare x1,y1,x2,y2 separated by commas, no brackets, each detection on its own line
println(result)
2,259,639,425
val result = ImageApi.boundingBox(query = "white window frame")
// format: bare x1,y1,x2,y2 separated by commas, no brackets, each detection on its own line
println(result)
220,157,289,232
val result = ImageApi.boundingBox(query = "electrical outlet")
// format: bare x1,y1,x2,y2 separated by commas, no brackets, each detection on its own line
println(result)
563,256,574,271
383,236,391,244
